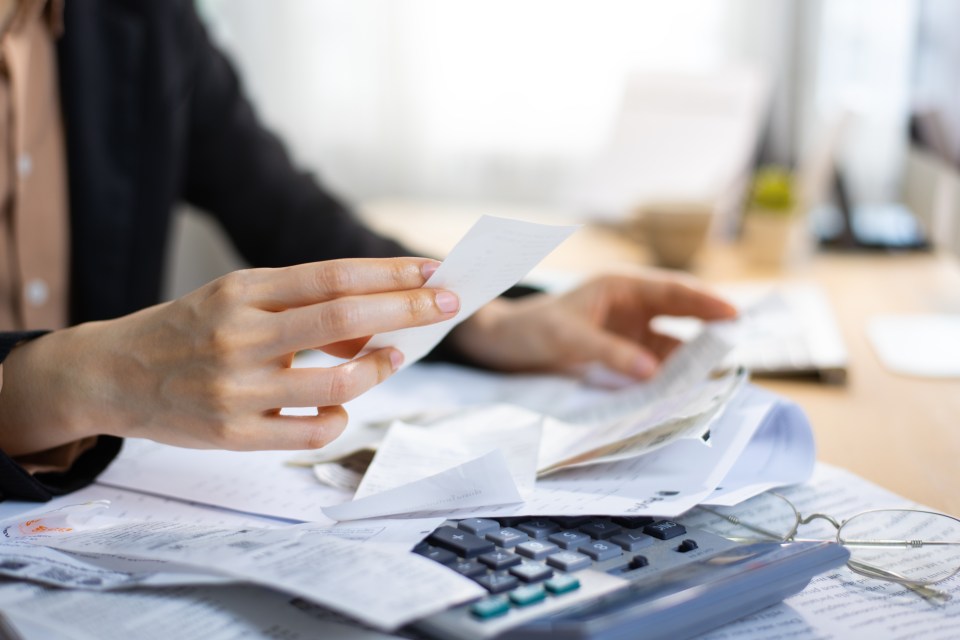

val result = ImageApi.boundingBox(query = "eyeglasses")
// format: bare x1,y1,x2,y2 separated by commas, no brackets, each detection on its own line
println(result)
690,493,960,604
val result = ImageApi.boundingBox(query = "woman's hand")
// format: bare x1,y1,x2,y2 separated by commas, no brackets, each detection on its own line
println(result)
448,270,736,380
0,257,459,454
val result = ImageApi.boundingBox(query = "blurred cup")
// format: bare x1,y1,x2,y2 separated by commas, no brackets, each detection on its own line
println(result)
629,202,713,270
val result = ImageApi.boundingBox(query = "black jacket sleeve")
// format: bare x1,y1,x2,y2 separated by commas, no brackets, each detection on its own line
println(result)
0,332,122,502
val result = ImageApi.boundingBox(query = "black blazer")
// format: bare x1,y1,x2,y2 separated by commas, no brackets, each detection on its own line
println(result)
0,0,415,501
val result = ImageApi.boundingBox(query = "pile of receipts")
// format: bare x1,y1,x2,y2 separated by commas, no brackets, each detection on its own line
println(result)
311,320,816,522
0,216,818,635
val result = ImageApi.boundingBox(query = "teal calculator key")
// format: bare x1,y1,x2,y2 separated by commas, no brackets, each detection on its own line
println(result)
545,574,581,595
509,584,546,607
470,596,510,620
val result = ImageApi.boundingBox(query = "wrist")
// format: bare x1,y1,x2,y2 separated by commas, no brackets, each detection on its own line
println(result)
0,327,105,456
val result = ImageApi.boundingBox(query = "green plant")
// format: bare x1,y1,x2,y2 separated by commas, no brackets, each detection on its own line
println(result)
749,166,795,214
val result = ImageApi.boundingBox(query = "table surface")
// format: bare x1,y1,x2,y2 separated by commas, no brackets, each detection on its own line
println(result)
359,199,960,516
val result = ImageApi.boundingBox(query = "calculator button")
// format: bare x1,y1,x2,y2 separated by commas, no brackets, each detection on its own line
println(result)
676,539,699,553
517,519,560,539
452,560,488,577
546,551,592,572
479,550,522,570
414,544,457,565
610,531,654,552
509,584,547,607
642,520,687,540
552,516,592,528
579,520,622,540
428,526,495,558
508,562,554,583
548,530,590,550
516,540,560,560
474,573,520,594
579,540,622,561
470,596,510,620
629,555,650,570
545,574,581,595
486,527,529,548
611,516,655,529
458,518,501,536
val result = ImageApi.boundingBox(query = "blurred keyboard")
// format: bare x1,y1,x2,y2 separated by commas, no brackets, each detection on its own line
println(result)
654,282,849,385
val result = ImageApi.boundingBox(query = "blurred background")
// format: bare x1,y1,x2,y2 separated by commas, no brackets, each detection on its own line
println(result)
166,0,960,295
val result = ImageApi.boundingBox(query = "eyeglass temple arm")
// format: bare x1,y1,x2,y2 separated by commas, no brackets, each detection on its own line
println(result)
697,506,792,540
847,559,952,604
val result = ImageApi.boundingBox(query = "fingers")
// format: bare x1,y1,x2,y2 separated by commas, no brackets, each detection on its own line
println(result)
208,349,404,451
272,288,460,354
571,326,662,380
246,258,441,310
273,348,403,408
638,277,737,320
223,406,351,451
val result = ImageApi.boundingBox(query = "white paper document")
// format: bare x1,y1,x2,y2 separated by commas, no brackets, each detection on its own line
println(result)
355,407,542,498
538,366,745,475
322,449,523,521
98,438,352,523
21,520,483,631
0,581,398,640
365,215,578,367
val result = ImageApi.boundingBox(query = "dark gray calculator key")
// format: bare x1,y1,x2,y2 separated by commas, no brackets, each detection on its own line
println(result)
611,531,654,552
516,539,560,560
452,560,488,578
552,516,593,528
611,516,656,529
579,520,622,540
474,572,520,594
546,550,592,572
517,519,560,539
486,527,529,548
428,526,495,558
579,540,623,562
412,540,430,554
643,520,687,540
415,544,457,565
508,562,554,583
548,530,591,550
676,539,699,553
478,550,522,570
458,518,501,536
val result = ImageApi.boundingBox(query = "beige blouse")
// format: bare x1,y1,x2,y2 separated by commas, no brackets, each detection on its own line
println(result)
0,0,96,474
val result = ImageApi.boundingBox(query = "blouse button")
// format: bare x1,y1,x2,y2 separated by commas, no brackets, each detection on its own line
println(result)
25,278,48,307
17,153,32,178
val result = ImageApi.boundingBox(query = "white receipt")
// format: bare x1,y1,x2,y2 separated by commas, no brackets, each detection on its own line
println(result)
0,582,399,640
26,520,484,631
365,215,578,367
322,449,523,521
355,406,543,499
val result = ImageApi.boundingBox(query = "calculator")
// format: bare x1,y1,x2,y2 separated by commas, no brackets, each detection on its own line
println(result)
407,515,848,640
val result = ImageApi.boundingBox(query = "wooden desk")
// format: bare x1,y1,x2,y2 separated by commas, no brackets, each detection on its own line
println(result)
360,199,960,515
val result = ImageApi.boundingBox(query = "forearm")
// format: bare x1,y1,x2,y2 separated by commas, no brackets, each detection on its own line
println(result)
0,329,103,457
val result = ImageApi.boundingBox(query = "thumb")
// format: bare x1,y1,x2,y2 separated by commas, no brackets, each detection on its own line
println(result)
573,328,660,380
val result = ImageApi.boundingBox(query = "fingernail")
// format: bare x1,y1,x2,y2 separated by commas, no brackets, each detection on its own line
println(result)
389,349,404,371
421,261,440,280
634,354,657,378
435,291,460,314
